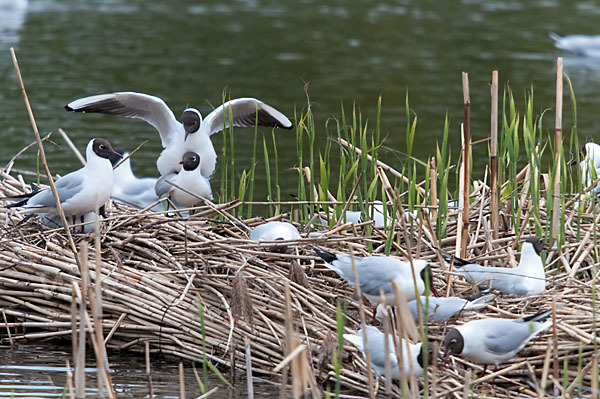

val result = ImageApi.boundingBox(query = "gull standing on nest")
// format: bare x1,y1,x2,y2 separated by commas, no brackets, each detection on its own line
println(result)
5,138,121,227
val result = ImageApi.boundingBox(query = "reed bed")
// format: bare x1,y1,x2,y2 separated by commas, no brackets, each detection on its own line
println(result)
0,164,598,398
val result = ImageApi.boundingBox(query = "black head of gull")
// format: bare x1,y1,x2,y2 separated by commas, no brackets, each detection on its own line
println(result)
417,341,437,369
180,152,200,171
92,138,122,160
442,328,464,362
525,236,547,255
182,109,202,140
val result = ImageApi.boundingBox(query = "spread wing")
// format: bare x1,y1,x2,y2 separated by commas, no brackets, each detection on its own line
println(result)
200,98,292,136
66,92,181,147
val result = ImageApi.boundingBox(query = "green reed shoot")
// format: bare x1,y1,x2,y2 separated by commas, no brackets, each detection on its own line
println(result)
196,294,209,392
435,114,451,239
263,135,273,217
333,299,347,399
245,115,260,219
272,130,281,215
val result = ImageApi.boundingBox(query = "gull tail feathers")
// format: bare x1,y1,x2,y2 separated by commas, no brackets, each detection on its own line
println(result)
343,333,365,351
3,184,41,207
441,253,471,267
521,309,552,323
464,292,496,310
549,32,563,42
314,246,338,264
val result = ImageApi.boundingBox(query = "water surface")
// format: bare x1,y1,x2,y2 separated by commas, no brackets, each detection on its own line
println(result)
2,0,600,193
0,343,277,398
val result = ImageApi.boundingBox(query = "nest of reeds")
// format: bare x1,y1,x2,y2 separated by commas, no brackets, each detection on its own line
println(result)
0,163,598,399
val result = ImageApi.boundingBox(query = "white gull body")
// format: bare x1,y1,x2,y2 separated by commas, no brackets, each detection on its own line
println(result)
443,311,551,366
343,325,427,379
451,236,546,296
111,152,161,211
250,221,301,252
407,291,495,322
154,152,212,207
550,33,600,58
314,247,437,306
9,138,119,220
318,200,390,227
579,142,600,195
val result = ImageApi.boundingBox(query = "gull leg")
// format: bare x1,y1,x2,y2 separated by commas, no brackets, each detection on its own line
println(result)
371,305,378,325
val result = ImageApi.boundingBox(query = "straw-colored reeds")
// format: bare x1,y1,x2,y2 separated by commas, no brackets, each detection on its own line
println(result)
1,162,598,398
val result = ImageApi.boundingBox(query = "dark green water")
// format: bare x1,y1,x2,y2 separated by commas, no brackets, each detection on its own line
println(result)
3,0,600,196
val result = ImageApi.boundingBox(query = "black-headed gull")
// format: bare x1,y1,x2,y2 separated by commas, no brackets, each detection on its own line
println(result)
154,151,212,207
407,290,496,322
110,151,161,211
344,325,433,379
314,247,438,323
448,236,546,296
318,200,390,227
442,310,551,367
250,221,301,253
550,33,600,58
578,142,600,195
5,138,120,224
65,92,293,177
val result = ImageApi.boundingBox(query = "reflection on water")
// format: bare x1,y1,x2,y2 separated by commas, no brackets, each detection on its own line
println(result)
0,0,28,48
0,344,278,398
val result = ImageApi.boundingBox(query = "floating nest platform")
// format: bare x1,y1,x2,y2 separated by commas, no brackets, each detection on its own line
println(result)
0,170,599,398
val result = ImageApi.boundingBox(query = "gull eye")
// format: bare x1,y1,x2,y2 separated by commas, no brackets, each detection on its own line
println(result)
450,339,456,345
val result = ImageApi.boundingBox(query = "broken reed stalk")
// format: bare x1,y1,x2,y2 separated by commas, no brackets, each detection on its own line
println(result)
245,337,254,399
490,70,499,240
552,57,563,239
337,137,426,197
334,172,363,228
9,48,79,261
145,341,154,399
66,359,75,399
111,140,148,171
75,244,88,398
430,157,438,221
179,362,186,399
461,71,471,258
380,301,392,396
58,128,86,166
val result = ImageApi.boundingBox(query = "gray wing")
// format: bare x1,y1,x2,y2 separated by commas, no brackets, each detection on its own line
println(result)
356,261,403,296
154,172,177,198
479,319,535,354
65,92,180,147
360,327,399,369
200,98,292,136
27,174,83,209
457,265,524,293
332,256,405,296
